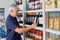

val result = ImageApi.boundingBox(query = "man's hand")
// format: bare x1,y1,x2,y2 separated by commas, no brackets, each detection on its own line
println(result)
30,23,38,29
15,23,38,34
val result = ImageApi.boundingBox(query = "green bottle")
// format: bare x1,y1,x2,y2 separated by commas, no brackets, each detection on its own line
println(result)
55,0,58,8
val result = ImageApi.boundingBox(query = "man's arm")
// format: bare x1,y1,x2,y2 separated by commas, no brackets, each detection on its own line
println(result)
15,23,37,34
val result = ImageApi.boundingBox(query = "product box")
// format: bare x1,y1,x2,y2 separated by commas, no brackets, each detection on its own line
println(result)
54,0,58,8
35,3,42,10
26,1,35,10
28,2,35,10
18,5,24,11
58,0,60,8
26,0,35,10
49,18,54,29
35,0,42,10
45,0,55,9
54,18,60,30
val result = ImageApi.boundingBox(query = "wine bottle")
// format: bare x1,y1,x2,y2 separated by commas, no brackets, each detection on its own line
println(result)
55,0,58,8
34,13,39,23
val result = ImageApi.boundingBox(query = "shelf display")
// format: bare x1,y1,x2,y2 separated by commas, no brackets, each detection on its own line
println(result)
17,0,60,40
25,12,43,27
46,32,60,40
0,8,7,39
26,0,42,10
17,13,23,23
45,12,60,30
25,29,43,40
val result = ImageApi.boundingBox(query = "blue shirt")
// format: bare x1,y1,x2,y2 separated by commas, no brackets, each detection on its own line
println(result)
5,14,21,40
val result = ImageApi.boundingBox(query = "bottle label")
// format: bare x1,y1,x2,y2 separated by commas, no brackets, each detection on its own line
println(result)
38,36,42,39
35,35,39,38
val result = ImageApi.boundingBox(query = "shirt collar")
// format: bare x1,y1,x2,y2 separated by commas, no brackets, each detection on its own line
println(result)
9,14,16,19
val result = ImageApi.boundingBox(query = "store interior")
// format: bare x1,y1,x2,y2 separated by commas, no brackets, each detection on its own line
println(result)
0,0,60,40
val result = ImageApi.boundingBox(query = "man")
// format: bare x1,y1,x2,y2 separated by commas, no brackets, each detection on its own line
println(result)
5,4,38,40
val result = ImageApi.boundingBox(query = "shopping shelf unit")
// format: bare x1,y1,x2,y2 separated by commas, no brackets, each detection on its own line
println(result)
0,8,7,40
17,0,60,40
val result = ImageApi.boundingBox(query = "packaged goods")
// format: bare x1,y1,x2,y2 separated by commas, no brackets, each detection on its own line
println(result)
49,18,54,29
58,0,60,8
45,0,55,9
54,0,58,8
54,18,60,30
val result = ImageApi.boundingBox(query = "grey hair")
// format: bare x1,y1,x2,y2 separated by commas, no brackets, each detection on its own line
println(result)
9,4,18,12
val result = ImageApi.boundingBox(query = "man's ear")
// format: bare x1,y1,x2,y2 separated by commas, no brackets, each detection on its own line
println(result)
11,10,13,12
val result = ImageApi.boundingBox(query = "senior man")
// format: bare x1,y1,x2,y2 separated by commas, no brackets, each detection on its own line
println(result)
5,4,38,40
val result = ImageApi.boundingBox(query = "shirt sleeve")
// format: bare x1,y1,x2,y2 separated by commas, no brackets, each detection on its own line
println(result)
6,20,18,31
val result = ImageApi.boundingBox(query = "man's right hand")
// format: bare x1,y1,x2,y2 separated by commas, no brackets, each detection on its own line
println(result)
30,23,38,29
15,23,38,34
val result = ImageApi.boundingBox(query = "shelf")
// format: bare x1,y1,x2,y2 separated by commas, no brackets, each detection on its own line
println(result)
18,11,25,13
46,29,60,35
25,24,43,31
18,10,42,13
0,38,6,40
0,22,5,25
45,8,60,12
26,10,42,12
19,23,23,26
26,15,43,17
0,16,4,19
18,9,60,12
25,22,43,27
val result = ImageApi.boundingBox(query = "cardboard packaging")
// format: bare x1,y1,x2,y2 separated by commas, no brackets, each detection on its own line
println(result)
49,18,54,29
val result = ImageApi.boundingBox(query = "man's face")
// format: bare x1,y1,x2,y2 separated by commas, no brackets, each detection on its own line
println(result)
12,7,19,16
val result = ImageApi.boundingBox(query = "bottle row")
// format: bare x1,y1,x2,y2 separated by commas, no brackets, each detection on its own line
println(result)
17,13,23,23
25,12,43,27
26,12,43,17
25,29,43,40
46,32,60,40
26,0,42,10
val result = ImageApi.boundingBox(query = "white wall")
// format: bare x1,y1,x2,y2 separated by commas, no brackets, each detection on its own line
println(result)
0,0,15,19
